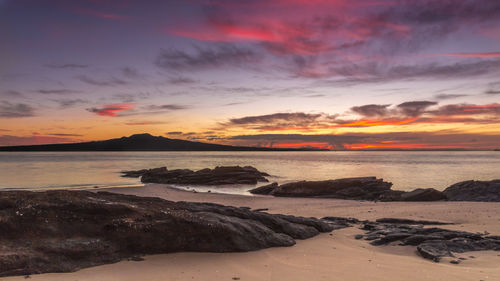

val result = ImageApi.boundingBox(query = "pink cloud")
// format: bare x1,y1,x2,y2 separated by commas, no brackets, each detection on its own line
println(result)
87,103,135,117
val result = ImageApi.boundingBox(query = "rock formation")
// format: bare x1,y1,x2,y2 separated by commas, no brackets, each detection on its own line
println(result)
443,180,500,202
322,217,500,262
122,166,270,185
251,178,500,202
250,177,393,200
0,190,332,277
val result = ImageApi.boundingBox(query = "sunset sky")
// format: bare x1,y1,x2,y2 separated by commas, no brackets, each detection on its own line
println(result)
1,0,499,150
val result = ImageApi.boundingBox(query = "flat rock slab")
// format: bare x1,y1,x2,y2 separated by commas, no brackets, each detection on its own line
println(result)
0,190,332,277
122,166,270,185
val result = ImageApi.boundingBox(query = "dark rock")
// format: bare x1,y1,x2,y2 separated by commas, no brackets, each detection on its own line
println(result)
321,217,361,230
249,177,393,200
250,182,278,195
378,190,406,201
250,177,500,202
131,166,270,185
450,260,461,264
322,217,360,224
370,233,412,246
358,219,500,262
252,208,269,212
375,218,452,225
379,188,446,202
355,234,364,240
400,188,447,202
401,234,445,246
443,180,500,202
0,190,332,277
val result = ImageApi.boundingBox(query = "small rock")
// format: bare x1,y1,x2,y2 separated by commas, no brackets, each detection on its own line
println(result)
450,260,461,264
355,234,364,240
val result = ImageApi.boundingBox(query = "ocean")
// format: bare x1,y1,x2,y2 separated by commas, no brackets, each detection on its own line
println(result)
0,151,498,195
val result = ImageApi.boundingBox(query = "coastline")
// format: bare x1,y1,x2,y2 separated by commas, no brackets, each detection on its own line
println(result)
3,183,499,281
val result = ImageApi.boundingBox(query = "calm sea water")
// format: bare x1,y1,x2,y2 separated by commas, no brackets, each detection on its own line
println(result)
0,151,498,195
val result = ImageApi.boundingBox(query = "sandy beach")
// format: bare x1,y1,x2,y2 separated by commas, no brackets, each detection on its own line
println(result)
3,184,500,281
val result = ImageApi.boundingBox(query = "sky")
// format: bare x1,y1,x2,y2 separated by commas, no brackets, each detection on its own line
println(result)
0,0,499,150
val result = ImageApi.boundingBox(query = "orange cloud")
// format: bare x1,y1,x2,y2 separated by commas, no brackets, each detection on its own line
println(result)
336,118,418,127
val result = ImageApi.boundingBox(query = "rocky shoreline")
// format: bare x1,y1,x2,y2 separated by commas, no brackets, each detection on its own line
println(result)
1,188,499,277
122,166,500,202
251,178,500,202
0,190,331,277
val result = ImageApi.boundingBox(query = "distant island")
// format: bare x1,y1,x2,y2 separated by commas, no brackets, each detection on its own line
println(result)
0,133,327,152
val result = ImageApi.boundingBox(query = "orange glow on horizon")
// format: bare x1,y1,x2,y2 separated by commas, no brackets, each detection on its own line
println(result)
344,143,467,150
266,142,334,150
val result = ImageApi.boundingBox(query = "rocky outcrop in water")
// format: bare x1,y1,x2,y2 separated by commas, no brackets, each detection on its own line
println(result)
250,178,447,201
0,190,332,277
443,180,500,202
322,217,500,262
250,177,393,200
122,166,270,185
398,188,447,201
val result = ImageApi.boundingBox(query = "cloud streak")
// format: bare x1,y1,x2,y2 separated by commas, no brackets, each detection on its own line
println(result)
37,89,80,95
78,76,128,86
221,101,500,132
229,131,500,150
155,44,259,71
86,103,134,117
428,52,500,58
0,102,35,118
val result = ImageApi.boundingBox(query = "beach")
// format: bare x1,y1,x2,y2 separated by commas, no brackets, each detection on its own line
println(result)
3,184,499,281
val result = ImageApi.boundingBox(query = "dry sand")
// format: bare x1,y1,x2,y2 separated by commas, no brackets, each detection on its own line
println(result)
3,184,500,281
